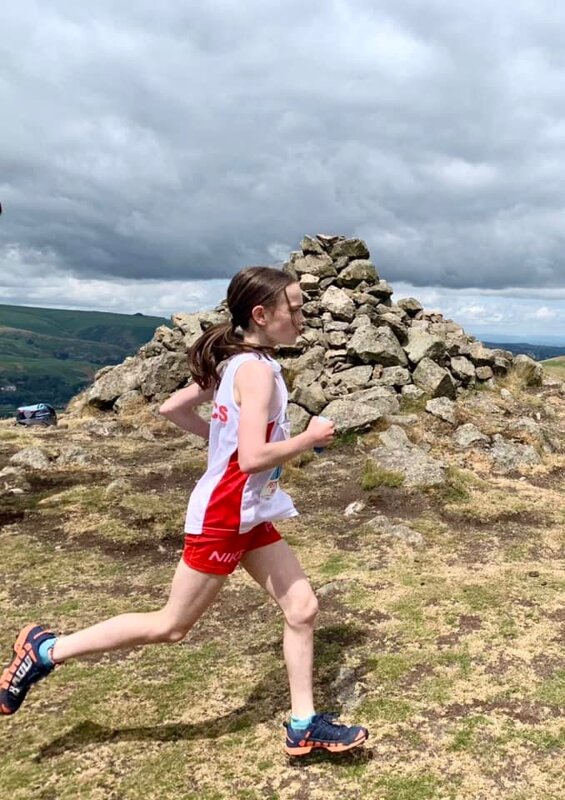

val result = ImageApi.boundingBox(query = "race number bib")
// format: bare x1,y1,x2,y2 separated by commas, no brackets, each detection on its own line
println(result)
261,465,282,499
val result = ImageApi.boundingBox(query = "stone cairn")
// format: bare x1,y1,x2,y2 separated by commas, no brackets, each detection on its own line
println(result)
74,235,521,434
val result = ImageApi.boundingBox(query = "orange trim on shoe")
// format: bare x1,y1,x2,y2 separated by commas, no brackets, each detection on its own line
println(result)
285,730,367,757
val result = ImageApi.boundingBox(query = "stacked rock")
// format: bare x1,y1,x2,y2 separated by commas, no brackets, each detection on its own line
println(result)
276,235,514,432
73,234,521,434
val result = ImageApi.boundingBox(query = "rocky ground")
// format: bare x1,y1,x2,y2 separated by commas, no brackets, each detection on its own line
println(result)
0,372,564,800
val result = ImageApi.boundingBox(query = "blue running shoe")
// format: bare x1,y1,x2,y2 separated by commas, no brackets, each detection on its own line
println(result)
284,712,368,756
0,624,57,715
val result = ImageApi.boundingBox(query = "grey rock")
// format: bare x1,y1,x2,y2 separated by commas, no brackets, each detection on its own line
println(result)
198,309,229,330
291,382,327,415
383,414,419,427
56,446,92,467
171,312,202,343
397,297,424,316
292,253,337,278
369,426,446,487
376,313,409,344
376,366,411,387
348,325,407,366
287,403,311,435
349,313,374,332
404,330,445,364
367,514,424,546
469,343,496,366
344,500,366,517
299,273,320,291
333,665,368,712
450,356,476,382
327,330,348,349
476,366,494,381
82,420,121,437
292,367,324,390
139,352,191,398
114,390,145,413
348,386,399,408
330,238,370,260
446,337,473,358
286,346,326,375
490,434,541,473
333,365,373,391
324,349,348,366
321,398,392,433
426,397,457,425
412,358,456,398
512,354,544,387
302,300,322,317
86,359,145,406
401,385,425,400
337,260,378,288
152,325,179,351
300,235,325,255
321,285,356,321
366,280,394,299
323,320,350,332
10,447,51,470
453,423,490,448
505,417,543,443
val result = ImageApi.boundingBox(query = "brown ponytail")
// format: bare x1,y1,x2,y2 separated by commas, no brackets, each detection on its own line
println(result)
188,266,296,389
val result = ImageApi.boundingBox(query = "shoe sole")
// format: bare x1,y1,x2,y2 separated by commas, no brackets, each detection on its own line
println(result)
0,624,40,716
285,730,368,757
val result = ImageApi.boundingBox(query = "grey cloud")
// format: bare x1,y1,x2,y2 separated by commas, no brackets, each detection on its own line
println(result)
2,0,565,288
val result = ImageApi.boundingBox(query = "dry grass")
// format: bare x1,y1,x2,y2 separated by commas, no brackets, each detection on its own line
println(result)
1,378,564,800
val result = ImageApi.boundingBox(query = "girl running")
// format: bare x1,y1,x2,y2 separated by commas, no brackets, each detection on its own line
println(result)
0,266,368,756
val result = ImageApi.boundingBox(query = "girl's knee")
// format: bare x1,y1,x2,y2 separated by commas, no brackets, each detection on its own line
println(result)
153,611,192,643
160,626,188,644
284,590,319,628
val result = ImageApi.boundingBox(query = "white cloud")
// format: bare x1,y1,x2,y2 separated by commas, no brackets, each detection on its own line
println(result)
527,306,558,320
2,0,565,338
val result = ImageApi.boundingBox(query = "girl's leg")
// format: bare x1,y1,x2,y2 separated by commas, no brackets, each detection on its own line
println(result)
52,560,227,662
241,540,318,718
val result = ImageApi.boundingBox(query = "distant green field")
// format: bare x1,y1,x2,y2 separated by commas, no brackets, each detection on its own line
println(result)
542,356,565,377
0,304,171,416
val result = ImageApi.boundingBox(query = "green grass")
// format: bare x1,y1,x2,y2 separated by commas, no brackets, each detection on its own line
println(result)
542,356,565,377
1,380,565,799
0,304,170,415
361,459,405,490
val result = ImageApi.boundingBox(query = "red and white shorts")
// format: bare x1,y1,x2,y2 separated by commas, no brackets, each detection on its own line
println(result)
182,522,282,575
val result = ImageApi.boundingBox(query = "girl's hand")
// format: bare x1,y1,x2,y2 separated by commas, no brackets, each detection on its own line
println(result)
306,415,335,448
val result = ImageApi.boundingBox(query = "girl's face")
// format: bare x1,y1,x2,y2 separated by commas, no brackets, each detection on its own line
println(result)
250,282,305,347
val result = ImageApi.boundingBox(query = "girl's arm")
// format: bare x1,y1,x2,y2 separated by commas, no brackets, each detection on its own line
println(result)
236,361,334,474
159,383,215,438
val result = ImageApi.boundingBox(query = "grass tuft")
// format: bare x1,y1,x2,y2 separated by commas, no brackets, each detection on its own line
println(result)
361,459,405,490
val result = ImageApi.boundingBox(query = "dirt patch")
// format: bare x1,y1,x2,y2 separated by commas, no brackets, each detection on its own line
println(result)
530,654,565,680
427,698,562,724
436,614,482,647
367,487,432,520
526,468,565,490
134,467,201,494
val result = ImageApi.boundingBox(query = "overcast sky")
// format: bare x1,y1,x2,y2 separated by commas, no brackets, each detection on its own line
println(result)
2,0,565,339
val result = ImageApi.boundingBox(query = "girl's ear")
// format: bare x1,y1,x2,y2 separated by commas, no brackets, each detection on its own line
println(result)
250,304,268,328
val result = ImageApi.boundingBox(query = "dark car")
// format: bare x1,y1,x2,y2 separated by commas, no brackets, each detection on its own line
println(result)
15,403,58,427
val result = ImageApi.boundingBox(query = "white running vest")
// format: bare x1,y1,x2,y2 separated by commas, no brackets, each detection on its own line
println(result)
184,352,298,535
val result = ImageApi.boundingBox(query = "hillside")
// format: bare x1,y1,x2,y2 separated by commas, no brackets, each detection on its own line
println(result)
0,370,563,799
0,235,564,798
484,341,565,362
0,304,170,416
542,356,565,379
